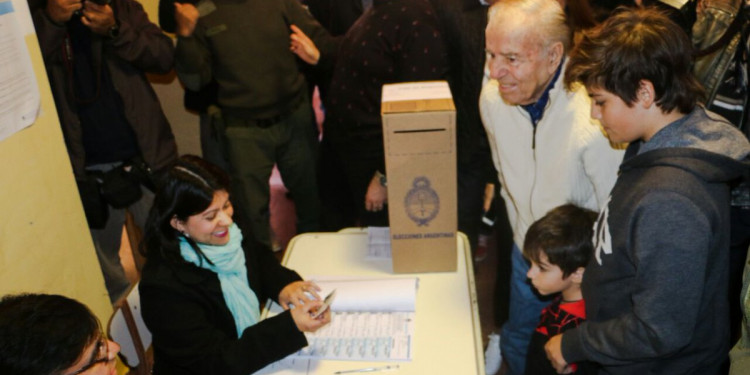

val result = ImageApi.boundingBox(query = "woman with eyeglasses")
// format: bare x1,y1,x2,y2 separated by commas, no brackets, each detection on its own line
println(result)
138,155,331,374
0,293,120,375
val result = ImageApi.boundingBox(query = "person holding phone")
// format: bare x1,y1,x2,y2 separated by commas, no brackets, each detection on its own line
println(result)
28,0,178,304
139,155,331,374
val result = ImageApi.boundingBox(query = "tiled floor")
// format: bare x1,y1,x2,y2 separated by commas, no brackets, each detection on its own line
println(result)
475,233,501,345
120,228,138,284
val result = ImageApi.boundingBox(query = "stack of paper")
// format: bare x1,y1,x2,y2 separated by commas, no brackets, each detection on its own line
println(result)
268,277,418,362
366,227,392,259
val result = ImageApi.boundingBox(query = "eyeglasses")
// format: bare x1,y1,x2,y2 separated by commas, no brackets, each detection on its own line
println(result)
69,336,109,375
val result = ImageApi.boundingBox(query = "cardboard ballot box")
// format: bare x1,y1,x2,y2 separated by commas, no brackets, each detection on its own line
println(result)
381,81,457,273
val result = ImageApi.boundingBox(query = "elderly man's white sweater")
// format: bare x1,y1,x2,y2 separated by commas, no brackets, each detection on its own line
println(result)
479,64,624,246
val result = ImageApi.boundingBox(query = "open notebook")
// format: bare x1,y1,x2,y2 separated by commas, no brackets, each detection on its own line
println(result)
265,277,418,362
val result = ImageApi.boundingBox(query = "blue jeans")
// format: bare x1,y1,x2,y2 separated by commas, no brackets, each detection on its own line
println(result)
501,244,550,375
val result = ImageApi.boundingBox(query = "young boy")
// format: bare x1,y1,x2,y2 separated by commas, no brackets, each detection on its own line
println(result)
544,7,750,374
523,204,598,375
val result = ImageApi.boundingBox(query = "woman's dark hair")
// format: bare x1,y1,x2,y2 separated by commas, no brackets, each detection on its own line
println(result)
565,6,704,113
523,204,598,277
140,155,231,264
0,294,100,375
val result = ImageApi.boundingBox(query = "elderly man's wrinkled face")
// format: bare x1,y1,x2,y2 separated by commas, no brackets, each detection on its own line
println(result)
486,24,560,106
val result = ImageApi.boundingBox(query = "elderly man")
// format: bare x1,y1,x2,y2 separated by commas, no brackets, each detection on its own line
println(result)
478,0,623,373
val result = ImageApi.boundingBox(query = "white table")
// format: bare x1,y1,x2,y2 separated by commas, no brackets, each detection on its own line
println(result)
258,230,483,375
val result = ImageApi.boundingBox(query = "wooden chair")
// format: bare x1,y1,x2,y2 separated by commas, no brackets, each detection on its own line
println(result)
108,282,153,375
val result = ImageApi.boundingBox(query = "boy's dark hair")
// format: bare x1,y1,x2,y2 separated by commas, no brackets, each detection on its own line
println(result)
0,293,100,375
523,204,598,277
564,6,704,114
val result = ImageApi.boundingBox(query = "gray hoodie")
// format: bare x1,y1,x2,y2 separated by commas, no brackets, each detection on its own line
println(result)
561,106,750,374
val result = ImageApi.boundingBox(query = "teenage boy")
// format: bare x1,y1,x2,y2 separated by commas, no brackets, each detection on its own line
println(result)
545,7,750,374
523,204,598,375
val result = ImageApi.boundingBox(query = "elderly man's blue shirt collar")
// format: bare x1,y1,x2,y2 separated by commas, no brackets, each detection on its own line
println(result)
521,58,564,127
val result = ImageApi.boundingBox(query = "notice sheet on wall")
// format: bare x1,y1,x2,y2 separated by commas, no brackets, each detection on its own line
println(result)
0,0,40,142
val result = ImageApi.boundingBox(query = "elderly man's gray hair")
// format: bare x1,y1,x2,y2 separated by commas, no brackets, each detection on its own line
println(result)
488,0,571,53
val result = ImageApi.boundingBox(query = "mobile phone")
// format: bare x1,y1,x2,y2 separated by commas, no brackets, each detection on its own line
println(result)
311,290,336,319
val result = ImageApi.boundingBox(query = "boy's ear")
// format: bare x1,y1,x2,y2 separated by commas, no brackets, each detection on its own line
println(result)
570,267,585,284
636,80,655,108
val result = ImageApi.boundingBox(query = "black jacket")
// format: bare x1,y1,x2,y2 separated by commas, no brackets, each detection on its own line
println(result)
140,239,306,374
30,0,177,176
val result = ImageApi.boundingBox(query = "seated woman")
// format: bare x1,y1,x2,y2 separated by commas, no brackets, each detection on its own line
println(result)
139,155,330,374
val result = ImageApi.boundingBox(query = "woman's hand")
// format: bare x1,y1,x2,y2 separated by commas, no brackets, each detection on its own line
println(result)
278,280,321,310
365,173,387,212
289,24,320,65
290,299,331,332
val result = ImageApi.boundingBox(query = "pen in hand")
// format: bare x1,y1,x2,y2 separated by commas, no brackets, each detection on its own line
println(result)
333,364,399,374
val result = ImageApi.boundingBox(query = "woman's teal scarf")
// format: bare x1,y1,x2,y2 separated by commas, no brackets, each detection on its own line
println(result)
179,223,260,337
